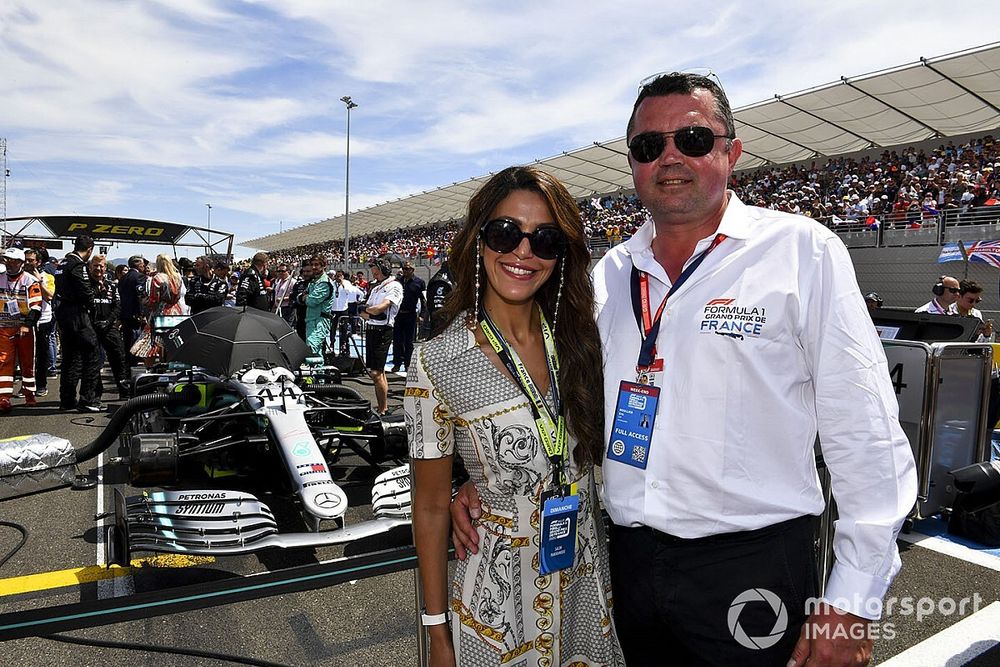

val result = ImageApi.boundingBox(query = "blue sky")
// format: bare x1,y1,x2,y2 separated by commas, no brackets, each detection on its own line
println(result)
1,0,996,260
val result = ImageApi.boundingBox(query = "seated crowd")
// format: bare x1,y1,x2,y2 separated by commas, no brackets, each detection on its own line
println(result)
267,132,1000,265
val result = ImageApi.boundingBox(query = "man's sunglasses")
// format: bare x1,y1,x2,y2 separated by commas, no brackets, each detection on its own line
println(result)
480,217,565,260
945,287,961,294
628,126,734,162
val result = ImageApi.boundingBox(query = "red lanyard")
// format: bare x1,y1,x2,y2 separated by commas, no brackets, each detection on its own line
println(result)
630,233,726,369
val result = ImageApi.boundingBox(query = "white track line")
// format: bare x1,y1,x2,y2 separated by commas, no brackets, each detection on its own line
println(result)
899,530,1000,573
879,602,1000,666
95,451,134,598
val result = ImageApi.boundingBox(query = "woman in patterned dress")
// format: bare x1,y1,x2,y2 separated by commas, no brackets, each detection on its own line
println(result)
407,166,623,666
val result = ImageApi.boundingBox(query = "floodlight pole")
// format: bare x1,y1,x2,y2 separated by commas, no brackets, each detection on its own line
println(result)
205,203,213,253
341,96,358,270
1,138,7,242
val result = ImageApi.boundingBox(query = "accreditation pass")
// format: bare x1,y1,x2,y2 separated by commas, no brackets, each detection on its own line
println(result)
606,380,660,469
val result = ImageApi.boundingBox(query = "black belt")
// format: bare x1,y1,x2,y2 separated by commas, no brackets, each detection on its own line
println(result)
614,514,813,546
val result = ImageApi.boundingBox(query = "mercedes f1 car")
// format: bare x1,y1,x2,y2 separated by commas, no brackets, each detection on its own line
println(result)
96,361,413,565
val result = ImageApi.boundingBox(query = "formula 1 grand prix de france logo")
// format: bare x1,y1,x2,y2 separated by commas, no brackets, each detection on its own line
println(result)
727,588,788,650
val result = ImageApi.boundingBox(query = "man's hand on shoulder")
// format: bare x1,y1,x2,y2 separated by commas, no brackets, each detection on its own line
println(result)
788,603,873,667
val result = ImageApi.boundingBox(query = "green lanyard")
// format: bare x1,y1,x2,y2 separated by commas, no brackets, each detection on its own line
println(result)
479,305,567,488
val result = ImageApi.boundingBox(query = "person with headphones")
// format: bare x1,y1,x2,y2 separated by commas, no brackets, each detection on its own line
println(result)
360,259,402,414
915,275,960,314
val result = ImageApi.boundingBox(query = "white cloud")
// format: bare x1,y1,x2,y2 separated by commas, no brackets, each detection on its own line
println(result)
2,0,997,249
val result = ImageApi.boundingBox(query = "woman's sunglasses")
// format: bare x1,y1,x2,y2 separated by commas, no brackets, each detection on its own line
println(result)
628,126,734,163
480,217,565,260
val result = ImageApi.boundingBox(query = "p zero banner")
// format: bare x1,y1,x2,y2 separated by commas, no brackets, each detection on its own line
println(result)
35,216,191,244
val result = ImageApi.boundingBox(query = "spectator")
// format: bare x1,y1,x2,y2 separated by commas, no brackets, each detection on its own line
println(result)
360,259,401,414
915,275,960,315
23,248,55,398
236,252,270,311
88,255,130,400
0,248,42,411
290,259,312,341
328,270,351,355
391,261,425,373
55,235,101,412
118,255,147,363
186,256,228,315
953,279,993,340
147,254,183,319
300,255,333,356
272,263,296,322
864,292,884,314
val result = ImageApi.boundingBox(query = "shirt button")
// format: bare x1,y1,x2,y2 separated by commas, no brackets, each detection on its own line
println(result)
650,480,659,489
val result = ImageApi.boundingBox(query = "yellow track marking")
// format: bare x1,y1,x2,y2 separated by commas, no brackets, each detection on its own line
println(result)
0,554,215,597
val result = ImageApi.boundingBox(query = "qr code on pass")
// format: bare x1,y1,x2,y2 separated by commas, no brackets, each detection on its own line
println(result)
627,394,647,410
631,446,646,463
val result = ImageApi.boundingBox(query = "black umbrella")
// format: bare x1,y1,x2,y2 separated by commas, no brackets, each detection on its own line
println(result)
161,306,311,376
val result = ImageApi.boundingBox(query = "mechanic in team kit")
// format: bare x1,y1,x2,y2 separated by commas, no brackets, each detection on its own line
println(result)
186,256,229,315
236,252,271,311
88,255,131,401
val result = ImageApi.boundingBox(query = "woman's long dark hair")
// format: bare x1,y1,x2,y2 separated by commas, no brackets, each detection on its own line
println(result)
435,166,604,467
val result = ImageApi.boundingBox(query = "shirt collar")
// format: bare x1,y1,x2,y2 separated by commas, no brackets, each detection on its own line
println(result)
621,191,752,276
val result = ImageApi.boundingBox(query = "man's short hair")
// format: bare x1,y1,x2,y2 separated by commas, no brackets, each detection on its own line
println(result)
74,234,95,252
129,255,145,269
23,248,37,260
252,252,269,267
627,71,735,141
197,255,215,270
959,279,984,295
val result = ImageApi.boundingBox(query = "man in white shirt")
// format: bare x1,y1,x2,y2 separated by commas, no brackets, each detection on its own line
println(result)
327,270,352,355
452,72,916,666
359,259,402,414
915,275,960,314
271,264,296,323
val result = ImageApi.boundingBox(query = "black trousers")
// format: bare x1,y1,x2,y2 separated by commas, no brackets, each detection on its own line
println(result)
34,320,54,391
58,319,101,407
95,325,128,397
328,310,348,355
391,312,418,370
610,515,817,667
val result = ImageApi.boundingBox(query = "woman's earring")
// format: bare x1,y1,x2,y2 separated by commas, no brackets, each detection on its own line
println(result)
553,256,565,334
471,242,482,327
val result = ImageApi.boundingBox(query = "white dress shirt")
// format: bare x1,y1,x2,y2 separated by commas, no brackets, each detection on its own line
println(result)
365,277,403,326
592,193,917,620
329,278,351,312
915,298,952,314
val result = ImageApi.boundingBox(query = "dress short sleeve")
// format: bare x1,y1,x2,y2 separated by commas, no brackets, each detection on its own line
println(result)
405,343,455,459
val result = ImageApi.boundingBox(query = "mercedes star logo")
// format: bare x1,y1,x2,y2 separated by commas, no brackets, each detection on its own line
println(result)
314,492,342,509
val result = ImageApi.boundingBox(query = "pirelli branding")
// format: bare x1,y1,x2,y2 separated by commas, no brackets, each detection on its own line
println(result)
38,216,190,244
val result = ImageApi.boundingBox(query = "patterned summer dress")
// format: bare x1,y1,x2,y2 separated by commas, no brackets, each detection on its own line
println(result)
406,316,623,667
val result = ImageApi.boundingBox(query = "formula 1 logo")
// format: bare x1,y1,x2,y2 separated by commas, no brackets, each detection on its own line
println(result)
699,298,767,340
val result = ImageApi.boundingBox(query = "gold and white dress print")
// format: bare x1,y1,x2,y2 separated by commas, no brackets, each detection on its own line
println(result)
406,316,623,667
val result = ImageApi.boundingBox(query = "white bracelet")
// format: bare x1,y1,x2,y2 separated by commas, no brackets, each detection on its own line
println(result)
420,609,451,626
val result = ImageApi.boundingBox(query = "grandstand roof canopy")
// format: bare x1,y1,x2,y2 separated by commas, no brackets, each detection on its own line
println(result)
245,42,1000,252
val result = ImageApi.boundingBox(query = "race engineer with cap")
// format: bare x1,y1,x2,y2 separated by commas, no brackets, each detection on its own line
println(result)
452,71,917,666
0,247,42,411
